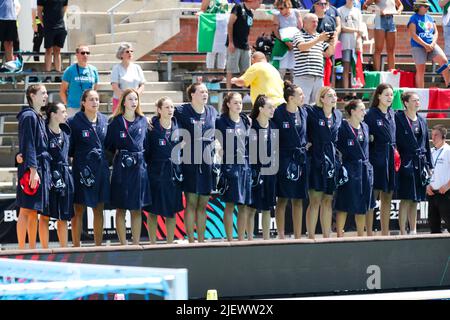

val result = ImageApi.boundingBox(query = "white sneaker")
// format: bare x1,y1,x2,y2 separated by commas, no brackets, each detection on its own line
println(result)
409,230,417,235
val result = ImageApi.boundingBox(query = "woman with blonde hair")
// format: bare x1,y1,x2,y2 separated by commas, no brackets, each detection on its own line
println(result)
111,42,146,112
105,88,151,245
306,86,343,239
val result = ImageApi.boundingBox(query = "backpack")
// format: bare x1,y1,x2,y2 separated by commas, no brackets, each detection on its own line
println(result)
253,33,275,57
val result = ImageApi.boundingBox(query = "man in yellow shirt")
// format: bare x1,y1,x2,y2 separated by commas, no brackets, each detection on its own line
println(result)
231,51,285,106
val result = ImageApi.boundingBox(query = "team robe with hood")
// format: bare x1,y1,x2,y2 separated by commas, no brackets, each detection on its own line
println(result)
272,103,309,199
306,105,343,195
68,111,110,207
174,103,218,195
335,120,375,214
105,114,151,210
16,106,51,212
144,116,183,217
45,123,74,220
365,106,397,192
215,113,252,205
395,111,432,202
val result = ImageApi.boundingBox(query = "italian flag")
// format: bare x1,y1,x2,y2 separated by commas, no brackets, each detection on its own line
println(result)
390,88,450,118
197,13,229,53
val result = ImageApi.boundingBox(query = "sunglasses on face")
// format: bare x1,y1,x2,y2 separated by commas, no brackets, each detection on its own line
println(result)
79,51,90,55
316,2,327,6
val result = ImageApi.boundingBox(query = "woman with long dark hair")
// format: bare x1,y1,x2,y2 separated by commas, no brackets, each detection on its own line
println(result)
16,84,51,249
365,83,397,236
145,97,183,244
68,89,110,247
247,94,277,240
216,92,252,241
272,81,309,239
105,88,150,245
39,102,74,247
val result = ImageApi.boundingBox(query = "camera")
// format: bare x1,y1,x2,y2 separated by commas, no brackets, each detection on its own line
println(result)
121,153,137,168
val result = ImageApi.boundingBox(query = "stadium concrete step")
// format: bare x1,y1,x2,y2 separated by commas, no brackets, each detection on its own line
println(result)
98,70,159,82
114,20,158,33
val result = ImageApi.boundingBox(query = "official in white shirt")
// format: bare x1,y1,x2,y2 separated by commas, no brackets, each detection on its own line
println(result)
426,124,450,233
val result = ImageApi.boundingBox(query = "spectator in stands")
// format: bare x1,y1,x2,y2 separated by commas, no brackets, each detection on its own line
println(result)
272,81,309,239
60,45,99,117
306,87,342,239
37,0,68,81
362,0,403,71
0,0,20,53
200,0,229,82
311,0,342,35
272,0,303,80
216,92,253,241
225,0,262,89
111,43,146,113
31,0,44,62
439,0,450,60
247,94,277,240
105,89,150,245
365,83,397,236
292,13,336,105
231,51,285,107
68,89,110,247
174,83,218,243
427,124,450,233
335,99,374,237
408,0,450,88
0,0,18,62
396,91,432,235
39,102,73,248
16,84,50,250
144,97,184,244
338,0,364,90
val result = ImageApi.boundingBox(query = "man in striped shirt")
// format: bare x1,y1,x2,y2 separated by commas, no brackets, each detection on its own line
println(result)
292,13,336,104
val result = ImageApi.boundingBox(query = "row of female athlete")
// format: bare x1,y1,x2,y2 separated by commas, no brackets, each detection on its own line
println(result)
15,80,431,249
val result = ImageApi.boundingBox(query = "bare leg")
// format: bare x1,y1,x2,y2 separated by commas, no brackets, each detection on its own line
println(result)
45,47,53,71
237,205,247,241
38,215,50,249
398,199,410,235
432,53,450,86
130,210,142,245
292,199,303,239
147,213,158,244
407,202,418,234
246,207,256,241
17,208,39,249
53,46,62,72
320,195,334,238
414,64,425,88
184,193,198,243
366,210,374,236
373,30,386,71
93,203,104,246
307,190,323,239
166,217,176,244
71,203,85,247
196,195,210,243
115,209,127,245
262,210,271,240
380,191,393,236
3,41,14,62
16,208,29,249
385,31,397,70
355,214,366,237
336,211,347,238
275,197,288,239
223,202,235,241
56,220,68,247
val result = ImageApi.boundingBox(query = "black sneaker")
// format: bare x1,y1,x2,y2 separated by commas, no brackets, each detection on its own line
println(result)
43,76,52,83
54,76,62,83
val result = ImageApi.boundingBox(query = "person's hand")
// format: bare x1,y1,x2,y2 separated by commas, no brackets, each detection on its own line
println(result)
430,42,436,49
318,32,331,42
439,183,450,194
426,185,434,196
195,10,204,16
230,77,238,85
228,42,236,53
424,44,433,52
29,167,40,189
16,153,23,164
285,41,294,50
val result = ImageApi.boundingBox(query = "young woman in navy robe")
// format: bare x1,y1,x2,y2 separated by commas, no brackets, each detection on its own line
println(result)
335,100,375,237
365,83,397,236
68,89,110,247
272,81,309,239
247,95,277,240
144,97,183,244
39,102,74,248
216,92,252,241
174,83,218,243
395,91,432,235
306,87,343,239
105,88,150,245
16,84,51,249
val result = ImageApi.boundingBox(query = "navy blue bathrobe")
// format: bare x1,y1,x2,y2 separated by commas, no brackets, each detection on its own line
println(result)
68,111,110,208
335,120,375,214
395,111,432,202
16,106,51,212
105,114,151,210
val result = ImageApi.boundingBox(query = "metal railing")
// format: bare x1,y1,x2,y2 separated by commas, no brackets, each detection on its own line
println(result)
107,0,150,43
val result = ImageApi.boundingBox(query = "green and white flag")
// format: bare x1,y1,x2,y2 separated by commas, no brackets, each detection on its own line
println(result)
197,13,229,53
